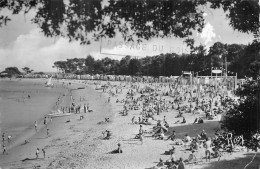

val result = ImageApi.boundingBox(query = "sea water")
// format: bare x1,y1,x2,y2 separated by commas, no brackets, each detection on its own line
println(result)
0,78,66,146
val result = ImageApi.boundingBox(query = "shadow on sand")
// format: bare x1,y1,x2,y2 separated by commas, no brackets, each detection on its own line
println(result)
202,152,260,169
165,121,220,138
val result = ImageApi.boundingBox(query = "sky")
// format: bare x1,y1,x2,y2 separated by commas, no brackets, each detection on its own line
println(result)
0,2,255,72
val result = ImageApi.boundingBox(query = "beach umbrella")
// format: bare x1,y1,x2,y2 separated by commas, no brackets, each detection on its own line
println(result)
153,126,168,134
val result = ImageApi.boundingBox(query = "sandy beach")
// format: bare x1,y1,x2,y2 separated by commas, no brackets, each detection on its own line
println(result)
0,79,259,169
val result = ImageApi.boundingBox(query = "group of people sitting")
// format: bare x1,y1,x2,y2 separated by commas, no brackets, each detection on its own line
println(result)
154,156,188,169
103,130,112,140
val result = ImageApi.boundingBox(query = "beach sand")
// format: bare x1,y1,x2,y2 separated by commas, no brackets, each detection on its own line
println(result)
0,80,259,169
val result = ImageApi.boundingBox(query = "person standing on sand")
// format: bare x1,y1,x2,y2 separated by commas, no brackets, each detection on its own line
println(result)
42,148,46,158
204,137,212,162
34,121,38,132
36,148,39,159
139,125,144,135
43,116,47,126
140,133,143,145
2,144,6,154
84,104,87,113
2,132,5,143
7,135,12,143
47,128,50,137
131,116,135,124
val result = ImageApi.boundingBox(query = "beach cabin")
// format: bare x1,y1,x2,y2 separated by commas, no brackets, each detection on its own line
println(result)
81,74,89,80
103,75,108,81
147,76,154,83
142,76,147,82
159,76,167,83
136,76,142,82
131,77,136,82
125,76,132,82
107,75,114,81
118,75,125,81
93,74,100,80
205,77,209,85
114,75,119,81
55,74,64,79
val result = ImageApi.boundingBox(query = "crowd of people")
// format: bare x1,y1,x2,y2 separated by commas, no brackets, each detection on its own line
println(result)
94,78,256,168
2,78,259,168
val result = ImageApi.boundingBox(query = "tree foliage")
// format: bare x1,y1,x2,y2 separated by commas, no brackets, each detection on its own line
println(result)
0,0,259,45
22,67,33,74
1,67,21,77
221,80,259,140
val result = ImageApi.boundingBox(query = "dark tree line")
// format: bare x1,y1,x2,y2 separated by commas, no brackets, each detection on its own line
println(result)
54,40,260,79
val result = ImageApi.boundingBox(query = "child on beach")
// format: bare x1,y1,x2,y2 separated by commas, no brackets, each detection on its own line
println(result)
84,104,87,113
2,132,5,143
104,130,112,140
80,115,84,120
140,133,143,145
131,116,135,124
43,116,47,126
47,128,50,137
34,121,38,132
184,150,197,163
36,148,40,159
7,135,12,143
2,144,6,154
42,148,46,158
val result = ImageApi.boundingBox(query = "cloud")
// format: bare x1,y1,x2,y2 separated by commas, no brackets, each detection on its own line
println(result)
0,28,101,72
199,22,216,45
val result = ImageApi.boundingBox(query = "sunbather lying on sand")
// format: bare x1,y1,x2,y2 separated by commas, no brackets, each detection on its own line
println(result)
164,146,175,156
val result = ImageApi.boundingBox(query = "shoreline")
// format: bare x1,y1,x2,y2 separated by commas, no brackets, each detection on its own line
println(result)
0,78,69,152
0,79,114,168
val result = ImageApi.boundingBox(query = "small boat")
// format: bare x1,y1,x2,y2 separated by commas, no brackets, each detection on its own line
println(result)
46,76,54,87
47,113,72,117
47,110,72,117
77,87,85,89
